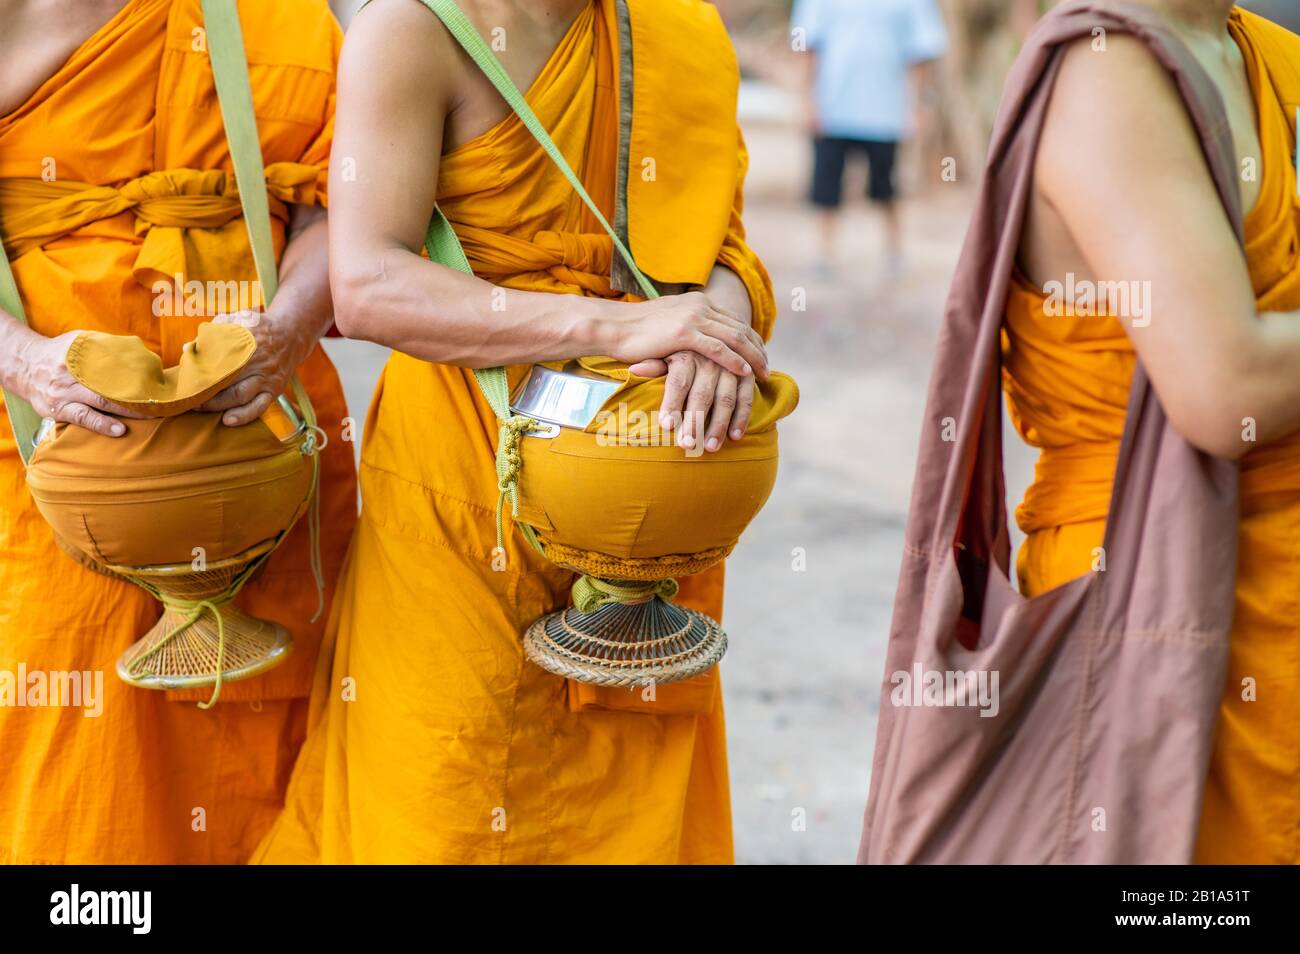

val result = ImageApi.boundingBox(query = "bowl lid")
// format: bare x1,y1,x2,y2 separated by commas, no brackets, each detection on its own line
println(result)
67,322,256,416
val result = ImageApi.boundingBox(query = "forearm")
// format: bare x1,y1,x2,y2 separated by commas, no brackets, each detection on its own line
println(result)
909,61,936,130
1230,311,1300,448
704,265,753,327
268,207,336,355
332,243,621,368
803,50,818,103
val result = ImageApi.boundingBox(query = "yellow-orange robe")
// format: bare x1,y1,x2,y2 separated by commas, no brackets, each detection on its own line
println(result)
254,0,775,863
1003,8,1300,864
0,0,357,864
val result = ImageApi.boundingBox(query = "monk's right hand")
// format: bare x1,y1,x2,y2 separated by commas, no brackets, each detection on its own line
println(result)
15,331,146,438
607,291,768,381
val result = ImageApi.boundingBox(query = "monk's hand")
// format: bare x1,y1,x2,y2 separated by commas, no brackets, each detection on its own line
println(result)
197,309,316,426
16,330,147,437
612,291,768,382
628,352,756,453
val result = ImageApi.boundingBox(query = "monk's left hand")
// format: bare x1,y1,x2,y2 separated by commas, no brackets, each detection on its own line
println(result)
630,351,755,453
195,309,316,426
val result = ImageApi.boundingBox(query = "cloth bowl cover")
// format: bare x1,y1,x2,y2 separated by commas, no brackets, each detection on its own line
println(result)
26,411,312,570
67,322,256,417
515,366,799,579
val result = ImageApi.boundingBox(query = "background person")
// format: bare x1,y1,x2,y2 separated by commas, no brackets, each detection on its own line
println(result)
792,0,948,274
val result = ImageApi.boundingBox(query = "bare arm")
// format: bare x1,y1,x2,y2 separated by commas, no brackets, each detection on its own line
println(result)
802,48,821,136
327,0,767,379
1033,36,1300,460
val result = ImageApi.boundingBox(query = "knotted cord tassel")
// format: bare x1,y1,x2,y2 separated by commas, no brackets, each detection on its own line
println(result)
493,415,538,560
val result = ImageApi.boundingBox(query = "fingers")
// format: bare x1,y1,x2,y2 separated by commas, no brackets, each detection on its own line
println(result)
692,312,768,380
687,330,751,379
210,309,262,329
679,359,720,451
730,375,756,441
712,314,769,379
220,389,274,427
197,375,267,413
60,402,125,437
703,371,738,453
627,358,669,378
70,386,149,420
658,352,695,431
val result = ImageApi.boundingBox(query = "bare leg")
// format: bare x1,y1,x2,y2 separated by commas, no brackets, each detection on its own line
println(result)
878,199,903,274
817,207,838,267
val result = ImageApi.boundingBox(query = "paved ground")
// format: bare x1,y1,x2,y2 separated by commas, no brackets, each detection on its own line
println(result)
320,118,1031,864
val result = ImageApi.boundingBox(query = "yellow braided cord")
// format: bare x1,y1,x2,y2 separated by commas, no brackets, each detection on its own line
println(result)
195,601,227,709
494,415,538,558
293,377,327,623
571,575,680,614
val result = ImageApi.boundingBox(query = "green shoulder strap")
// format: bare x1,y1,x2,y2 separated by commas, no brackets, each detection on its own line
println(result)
413,0,661,423
0,257,41,464
202,0,281,304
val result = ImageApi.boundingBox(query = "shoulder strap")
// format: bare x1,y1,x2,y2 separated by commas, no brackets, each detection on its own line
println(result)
0,260,42,464
202,0,280,303
410,0,660,421
202,0,316,413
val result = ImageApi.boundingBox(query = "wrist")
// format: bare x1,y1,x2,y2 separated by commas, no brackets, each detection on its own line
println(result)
706,266,754,326
262,302,327,367
1,322,40,397
566,295,626,358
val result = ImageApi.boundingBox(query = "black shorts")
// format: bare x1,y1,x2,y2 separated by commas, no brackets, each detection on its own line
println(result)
810,136,899,206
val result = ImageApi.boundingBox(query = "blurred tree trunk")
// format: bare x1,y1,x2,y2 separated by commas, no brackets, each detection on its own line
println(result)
935,0,1048,179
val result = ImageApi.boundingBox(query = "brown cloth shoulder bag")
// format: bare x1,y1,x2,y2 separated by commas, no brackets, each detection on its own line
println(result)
860,0,1243,864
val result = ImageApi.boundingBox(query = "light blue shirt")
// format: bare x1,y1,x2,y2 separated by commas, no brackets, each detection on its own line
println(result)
792,0,949,141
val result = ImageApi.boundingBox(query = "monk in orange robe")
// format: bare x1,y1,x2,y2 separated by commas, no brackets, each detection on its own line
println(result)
254,0,774,863
1003,2,1300,862
0,0,357,864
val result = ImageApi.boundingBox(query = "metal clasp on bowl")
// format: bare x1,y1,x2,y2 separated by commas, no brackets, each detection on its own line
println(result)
510,364,620,438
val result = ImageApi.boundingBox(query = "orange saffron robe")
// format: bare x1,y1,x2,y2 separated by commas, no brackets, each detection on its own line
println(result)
1003,9,1300,864
254,0,774,863
0,0,357,864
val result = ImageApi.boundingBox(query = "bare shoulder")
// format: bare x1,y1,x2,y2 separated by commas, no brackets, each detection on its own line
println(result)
1046,32,1189,136
341,0,462,101
346,0,460,71
1036,33,1203,199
